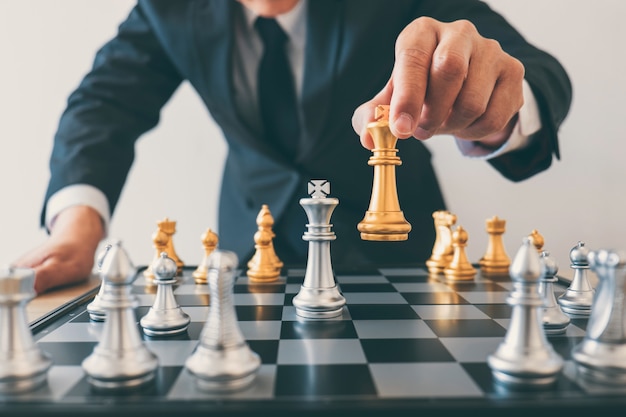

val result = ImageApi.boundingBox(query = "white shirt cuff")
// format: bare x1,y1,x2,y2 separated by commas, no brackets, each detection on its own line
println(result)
455,79,542,160
46,184,111,235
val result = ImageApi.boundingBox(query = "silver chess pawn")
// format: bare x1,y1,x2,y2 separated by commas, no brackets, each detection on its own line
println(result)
140,252,190,336
572,249,626,384
0,266,52,394
81,242,159,389
539,251,570,335
488,237,563,388
558,241,595,317
292,180,346,319
185,249,260,392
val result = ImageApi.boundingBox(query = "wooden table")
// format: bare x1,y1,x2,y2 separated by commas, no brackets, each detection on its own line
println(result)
27,274,101,324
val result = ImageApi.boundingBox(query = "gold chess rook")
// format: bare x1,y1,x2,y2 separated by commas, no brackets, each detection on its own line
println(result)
358,105,411,241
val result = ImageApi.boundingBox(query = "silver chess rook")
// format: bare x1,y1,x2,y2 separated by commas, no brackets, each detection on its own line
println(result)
0,266,52,394
572,249,626,384
292,180,346,319
185,249,260,392
488,237,563,388
81,241,159,389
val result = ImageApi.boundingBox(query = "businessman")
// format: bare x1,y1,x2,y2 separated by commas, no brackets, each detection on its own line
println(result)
15,0,571,293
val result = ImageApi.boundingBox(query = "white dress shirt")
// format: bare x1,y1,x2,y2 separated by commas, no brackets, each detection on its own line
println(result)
45,0,541,233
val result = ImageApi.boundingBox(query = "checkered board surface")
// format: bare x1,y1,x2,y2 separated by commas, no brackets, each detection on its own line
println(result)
4,265,626,415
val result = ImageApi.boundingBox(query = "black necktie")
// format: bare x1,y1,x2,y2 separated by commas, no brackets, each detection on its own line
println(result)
255,17,300,159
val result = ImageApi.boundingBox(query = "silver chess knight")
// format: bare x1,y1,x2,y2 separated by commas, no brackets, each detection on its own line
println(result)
81,241,159,389
488,237,563,387
558,241,595,317
0,266,52,394
185,249,260,392
140,252,191,336
572,249,626,384
292,180,346,319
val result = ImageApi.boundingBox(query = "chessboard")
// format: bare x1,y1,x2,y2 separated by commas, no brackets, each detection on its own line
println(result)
3,264,626,417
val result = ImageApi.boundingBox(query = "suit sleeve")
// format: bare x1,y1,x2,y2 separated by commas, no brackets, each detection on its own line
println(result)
414,0,572,181
41,3,183,226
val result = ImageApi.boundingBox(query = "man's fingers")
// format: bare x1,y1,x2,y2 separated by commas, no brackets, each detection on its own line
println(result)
352,79,394,149
388,18,438,138
456,63,524,140
415,22,474,139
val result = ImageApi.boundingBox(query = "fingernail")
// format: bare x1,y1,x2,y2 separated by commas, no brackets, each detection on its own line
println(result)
393,113,414,136
413,127,432,140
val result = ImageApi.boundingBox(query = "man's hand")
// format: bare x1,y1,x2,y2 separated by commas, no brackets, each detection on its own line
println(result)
13,206,104,294
353,17,525,149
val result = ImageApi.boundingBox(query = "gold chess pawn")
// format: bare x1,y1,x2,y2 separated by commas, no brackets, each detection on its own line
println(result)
426,210,457,275
357,105,411,241
478,216,511,276
247,205,283,282
192,228,219,284
443,225,477,281
144,217,184,280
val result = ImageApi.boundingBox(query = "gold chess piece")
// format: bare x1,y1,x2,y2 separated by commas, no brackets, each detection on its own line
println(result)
192,228,219,284
426,210,457,275
357,105,411,241
529,229,544,253
443,225,477,281
144,217,184,280
247,205,283,282
478,216,511,276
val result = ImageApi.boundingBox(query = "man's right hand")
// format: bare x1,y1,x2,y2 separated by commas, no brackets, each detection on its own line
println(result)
13,205,105,294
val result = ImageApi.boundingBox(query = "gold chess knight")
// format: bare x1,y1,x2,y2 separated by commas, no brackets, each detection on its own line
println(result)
426,210,457,275
358,104,412,241
144,217,184,280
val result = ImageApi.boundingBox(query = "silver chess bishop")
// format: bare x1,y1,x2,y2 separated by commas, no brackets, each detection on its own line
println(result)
81,241,159,389
572,249,626,384
292,179,346,319
488,237,563,388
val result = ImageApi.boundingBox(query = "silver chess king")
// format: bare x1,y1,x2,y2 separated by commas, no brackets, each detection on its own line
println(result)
292,179,346,319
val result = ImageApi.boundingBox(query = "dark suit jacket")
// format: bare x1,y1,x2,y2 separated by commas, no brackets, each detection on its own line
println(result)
42,0,571,267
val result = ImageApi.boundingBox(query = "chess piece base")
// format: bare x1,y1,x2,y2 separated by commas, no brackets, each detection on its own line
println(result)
0,347,52,394
86,370,156,390
572,340,626,385
293,286,346,319
358,211,411,241
186,344,261,392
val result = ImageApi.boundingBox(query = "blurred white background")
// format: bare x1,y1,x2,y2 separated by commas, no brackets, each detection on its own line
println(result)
1,0,624,280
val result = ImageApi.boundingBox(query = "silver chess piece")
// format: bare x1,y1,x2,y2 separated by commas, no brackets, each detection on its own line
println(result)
140,252,191,336
572,249,626,384
81,241,159,389
558,241,595,317
0,266,52,394
292,180,346,319
488,237,563,388
185,249,260,392
86,245,112,321
539,251,570,335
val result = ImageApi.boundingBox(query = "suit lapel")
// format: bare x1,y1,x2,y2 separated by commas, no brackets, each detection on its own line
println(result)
192,0,236,120
298,0,344,161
